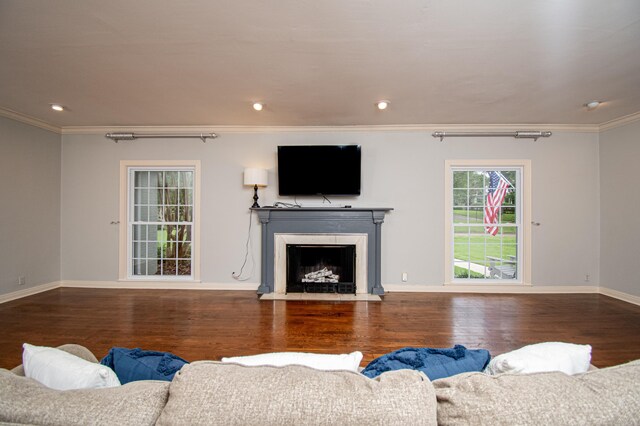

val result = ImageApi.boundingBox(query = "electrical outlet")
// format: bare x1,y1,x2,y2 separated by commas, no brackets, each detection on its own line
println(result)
402,272,408,282
585,274,590,282
18,276,26,286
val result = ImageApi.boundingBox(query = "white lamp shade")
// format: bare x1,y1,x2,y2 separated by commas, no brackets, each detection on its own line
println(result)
244,168,268,187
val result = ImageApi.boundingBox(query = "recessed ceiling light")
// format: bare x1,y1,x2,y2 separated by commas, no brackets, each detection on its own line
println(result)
376,100,390,110
585,100,601,111
50,104,64,111
253,102,264,111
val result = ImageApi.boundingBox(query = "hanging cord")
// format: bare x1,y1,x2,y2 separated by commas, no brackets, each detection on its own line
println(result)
322,195,332,204
232,210,254,281
274,201,301,208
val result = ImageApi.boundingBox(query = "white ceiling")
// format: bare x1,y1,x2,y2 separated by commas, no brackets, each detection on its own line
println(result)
1,0,640,128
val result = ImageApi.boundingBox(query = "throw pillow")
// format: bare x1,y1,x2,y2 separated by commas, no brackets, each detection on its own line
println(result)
221,351,363,372
22,343,120,390
100,347,189,384
361,345,491,380
485,342,591,375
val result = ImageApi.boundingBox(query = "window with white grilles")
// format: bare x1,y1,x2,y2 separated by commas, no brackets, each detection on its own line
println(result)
444,160,531,285
119,161,200,281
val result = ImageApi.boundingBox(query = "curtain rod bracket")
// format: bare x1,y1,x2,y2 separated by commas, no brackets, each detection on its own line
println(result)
105,132,135,143
105,132,218,143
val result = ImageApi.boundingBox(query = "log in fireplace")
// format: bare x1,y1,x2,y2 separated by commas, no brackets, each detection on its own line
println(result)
286,244,356,294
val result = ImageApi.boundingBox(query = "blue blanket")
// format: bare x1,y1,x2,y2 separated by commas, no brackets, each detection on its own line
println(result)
361,345,490,380
100,347,189,384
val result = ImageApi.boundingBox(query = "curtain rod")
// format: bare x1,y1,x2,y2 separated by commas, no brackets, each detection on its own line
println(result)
105,132,218,143
432,131,552,142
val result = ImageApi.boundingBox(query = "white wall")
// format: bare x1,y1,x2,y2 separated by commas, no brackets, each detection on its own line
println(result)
60,129,600,287
0,117,61,295
600,120,640,297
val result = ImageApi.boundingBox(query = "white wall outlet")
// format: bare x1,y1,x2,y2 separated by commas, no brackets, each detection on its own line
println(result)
402,272,408,282
585,274,590,282
18,276,26,286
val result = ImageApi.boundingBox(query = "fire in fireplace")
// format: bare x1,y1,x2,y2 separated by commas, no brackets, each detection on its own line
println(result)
286,244,356,294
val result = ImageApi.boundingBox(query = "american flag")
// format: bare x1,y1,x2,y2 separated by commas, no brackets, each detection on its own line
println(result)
484,171,511,236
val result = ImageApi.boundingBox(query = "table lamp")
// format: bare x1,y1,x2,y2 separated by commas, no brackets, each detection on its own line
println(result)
244,168,268,208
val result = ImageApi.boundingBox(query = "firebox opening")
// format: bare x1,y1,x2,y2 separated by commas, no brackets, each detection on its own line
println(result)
286,244,356,294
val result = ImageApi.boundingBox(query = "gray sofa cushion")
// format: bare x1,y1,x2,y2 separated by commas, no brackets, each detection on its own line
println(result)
157,361,437,425
0,369,169,426
433,359,640,425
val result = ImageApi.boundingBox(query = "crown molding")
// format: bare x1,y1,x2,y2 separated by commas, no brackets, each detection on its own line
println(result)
0,107,61,134
9,105,640,135
63,125,225,135
61,123,600,135
598,111,640,132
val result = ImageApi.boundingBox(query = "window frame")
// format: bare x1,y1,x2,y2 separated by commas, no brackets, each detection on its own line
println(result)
444,159,531,285
119,160,201,282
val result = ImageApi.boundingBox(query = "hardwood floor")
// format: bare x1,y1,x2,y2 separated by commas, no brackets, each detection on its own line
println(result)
1,288,640,370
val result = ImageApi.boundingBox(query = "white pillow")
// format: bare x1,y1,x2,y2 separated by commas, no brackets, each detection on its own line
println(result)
221,351,363,372
485,342,592,375
22,343,120,390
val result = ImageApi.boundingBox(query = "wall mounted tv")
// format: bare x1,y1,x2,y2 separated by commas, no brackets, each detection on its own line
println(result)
278,145,361,196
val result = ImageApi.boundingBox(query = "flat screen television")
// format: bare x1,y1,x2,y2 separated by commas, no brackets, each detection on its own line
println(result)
278,145,361,196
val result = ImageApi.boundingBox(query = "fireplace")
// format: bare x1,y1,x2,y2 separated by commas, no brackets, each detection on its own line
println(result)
286,244,356,294
254,207,393,295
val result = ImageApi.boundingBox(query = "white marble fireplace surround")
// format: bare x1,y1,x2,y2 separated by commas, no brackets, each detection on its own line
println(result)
274,233,368,295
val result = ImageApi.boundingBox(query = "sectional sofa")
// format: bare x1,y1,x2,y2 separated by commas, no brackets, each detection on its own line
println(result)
1,344,639,425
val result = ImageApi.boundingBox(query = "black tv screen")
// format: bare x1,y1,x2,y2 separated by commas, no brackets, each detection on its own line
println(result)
278,145,361,196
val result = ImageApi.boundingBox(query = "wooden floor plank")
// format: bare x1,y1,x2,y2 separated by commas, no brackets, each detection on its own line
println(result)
1,288,639,369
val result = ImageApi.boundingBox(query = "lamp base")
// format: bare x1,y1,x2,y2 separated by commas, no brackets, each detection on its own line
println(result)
251,184,260,208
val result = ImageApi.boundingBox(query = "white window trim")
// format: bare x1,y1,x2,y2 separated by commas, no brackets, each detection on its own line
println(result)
119,160,201,282
444,159,531,286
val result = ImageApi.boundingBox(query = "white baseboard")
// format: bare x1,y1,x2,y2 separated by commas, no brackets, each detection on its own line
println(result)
383,284,599,294
0,281,61,304
59,280,259,291
599,287,640,306
3,281,638,308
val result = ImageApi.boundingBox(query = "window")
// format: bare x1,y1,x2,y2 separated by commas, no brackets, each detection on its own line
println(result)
119,161,200,281
444,160,531,285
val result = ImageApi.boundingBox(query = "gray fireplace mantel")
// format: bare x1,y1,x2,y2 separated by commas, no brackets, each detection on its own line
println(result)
253,207,393,295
